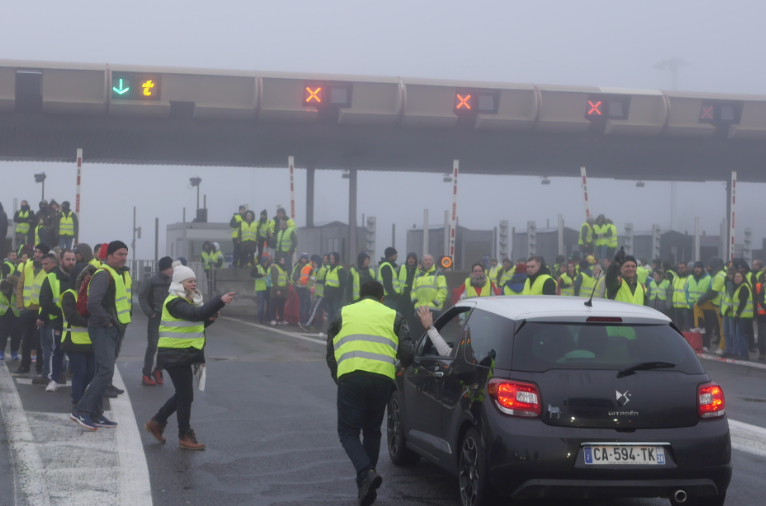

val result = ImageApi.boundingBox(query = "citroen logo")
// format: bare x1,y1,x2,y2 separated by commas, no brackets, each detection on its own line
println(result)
616,390,631,406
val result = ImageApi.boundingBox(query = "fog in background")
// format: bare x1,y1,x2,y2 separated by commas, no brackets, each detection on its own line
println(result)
2,0,765,261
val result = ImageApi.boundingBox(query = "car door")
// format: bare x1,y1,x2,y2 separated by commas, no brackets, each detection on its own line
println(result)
403,305,473,460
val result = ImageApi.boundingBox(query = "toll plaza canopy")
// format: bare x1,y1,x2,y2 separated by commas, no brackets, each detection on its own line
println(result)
2,59,766,182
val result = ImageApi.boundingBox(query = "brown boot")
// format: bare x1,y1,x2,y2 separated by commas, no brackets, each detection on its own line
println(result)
178,429,205,451
143,418,167,444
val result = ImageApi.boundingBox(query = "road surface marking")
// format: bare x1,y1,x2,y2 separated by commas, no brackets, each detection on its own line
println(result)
223,317,326,346
698,353,766,371
112,366,154,506
729,419,766,458
0,363,52,506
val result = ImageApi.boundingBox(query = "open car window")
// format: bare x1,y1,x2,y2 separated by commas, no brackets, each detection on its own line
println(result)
417,306,472,358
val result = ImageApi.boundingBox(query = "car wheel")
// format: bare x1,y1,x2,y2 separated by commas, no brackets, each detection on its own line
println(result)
387,395,420,466
459,427,493,506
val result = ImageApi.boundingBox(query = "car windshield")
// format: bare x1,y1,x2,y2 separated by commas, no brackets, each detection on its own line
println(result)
511,322,704,374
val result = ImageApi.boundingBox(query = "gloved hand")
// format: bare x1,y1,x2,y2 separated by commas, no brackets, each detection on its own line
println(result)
614,247,626,265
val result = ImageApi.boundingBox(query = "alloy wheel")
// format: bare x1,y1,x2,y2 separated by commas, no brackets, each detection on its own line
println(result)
387,398,402,456
459,436,479,506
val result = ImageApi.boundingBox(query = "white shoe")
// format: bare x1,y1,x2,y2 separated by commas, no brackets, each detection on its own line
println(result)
270,320,277,326
703,347,709,352
697,328,706,334
279,321,288,325
45,381,58,392
715,349,725,356
317,332,326,338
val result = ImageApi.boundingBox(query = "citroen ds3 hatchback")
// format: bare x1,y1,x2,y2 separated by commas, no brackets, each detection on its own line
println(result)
387,296,731,506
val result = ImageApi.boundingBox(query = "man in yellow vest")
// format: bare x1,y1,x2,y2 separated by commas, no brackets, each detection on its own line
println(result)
14,243,50,376
250,255,272,325
326,280,415,506
695,257,725,351
238,210,259,268
275,218,298,273
229,205,247,268
605,249,649,306
671,262,692,330
579,217,595,256
685,261,711,334
606,219,619,259
378,247,401,310
1,250,17,279
348,252,376,304
0,274,21,361
13,200,34,247
593,214,609,260
70,241,130,431
411,254,448,317
38,249,76,391
487,258,500,286
56,201,79,249
522,256,557,295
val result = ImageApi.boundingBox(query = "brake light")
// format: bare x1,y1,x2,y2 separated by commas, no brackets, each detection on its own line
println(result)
488,379,542,418
698,383,725,419
586,317,623,322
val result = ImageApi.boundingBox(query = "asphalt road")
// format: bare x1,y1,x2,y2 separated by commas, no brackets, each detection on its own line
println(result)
2,311,766,506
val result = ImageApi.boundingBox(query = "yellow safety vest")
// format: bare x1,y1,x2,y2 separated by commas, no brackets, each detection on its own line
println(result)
276,227,295,252
89,264,131,324
158,295,205,349
240,222,258,242
579,272,596,296
59,212,75,237
0,292,19,317
464,277,492,298
23,261,47,307
34,225,44,246
201,250,223,271
231,214,243,238
272,264,288,288
498,266,517,286
40,272,61,320
614,279,646,305
522,274,553,295
412,267,447,310
607,224,618,248
325,265,343,289
15,210,30,234
649,279,669,302
349,266,376,302
377,262,401,296
488,265,500,285
333,298,398,381
579,222,593,245
687,275,711,305
593,224,609,247
558,273,575,296
61,289,90,345
88,258,101,268
315,266,327,297
253,264,268,292
732,284,754,318
672,275,689,309
2,260,16,279
711,270,726,307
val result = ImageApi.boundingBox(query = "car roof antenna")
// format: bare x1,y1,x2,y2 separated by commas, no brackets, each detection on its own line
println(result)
584,272,602,307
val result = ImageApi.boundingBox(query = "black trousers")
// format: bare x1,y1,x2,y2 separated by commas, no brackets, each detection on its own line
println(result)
232,239,241,268
155,365,194,438
19,310,42,373
142,315,162,377
337,375,394,479
0,312,22,353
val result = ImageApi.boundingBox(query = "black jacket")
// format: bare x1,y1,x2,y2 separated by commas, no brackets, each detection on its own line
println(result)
138,271,172,317
38,268,71,330
527,265,557,295
324,265,347,302
61,291,92,353
0,206,7,241
157,294,225,369
379,258,399,301
325,296,415,384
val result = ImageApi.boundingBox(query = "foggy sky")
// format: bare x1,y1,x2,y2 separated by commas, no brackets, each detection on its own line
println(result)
2,1,765,260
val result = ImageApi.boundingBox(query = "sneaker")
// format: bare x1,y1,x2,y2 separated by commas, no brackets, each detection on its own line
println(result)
270,320,277,326
143,418,167,443
179,429,205,451
698,328,706,335
12,366,30,375
93,415,118,428
153,370,164,385
70,411,98,431
317,332,326,338
11,351,18,361
703,347,709,352
45,381,58,392
280,321,288,325
104,389,118,399
32,376,49,385
715,348,726,356
358,469,383,506
106,385,124,395
142,375,157,386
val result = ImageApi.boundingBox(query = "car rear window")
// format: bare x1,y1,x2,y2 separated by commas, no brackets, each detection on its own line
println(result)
510,322,704,374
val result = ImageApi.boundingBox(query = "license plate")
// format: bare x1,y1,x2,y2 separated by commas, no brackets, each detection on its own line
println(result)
583,446,665,465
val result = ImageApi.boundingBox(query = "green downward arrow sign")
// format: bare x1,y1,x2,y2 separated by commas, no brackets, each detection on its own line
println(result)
112,78,130,95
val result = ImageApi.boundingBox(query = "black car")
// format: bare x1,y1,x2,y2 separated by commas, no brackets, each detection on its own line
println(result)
387,296,731,506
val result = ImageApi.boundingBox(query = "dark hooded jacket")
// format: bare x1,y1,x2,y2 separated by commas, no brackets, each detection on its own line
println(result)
347,252,375,302
527,264,557,295
378,256,399,301
38,266,72,330
505,271,528,295
157,294,226,368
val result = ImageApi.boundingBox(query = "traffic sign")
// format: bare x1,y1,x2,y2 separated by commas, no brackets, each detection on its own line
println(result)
303,83,352,107
111,73,161,101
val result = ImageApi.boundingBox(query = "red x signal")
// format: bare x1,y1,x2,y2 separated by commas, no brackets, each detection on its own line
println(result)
700,106,714,120
456,94,472,110
305,87,322,103
587,100,602,116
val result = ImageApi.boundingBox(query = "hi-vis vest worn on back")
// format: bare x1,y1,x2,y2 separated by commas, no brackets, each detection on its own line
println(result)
61,289,90,345
333,298,398,381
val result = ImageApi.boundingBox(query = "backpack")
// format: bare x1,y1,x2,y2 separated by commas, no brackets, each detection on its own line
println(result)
76,279,90,316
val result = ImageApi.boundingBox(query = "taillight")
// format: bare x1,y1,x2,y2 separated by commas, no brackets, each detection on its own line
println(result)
488,379,542,418
698,382,725,419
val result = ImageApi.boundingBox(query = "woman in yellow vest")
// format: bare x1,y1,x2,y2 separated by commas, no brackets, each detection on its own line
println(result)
727,271,752,360
62,265,96,405
144,266,234,450
557,262,577,296
459,263,499,299
604,250,648,306
270,254,290,326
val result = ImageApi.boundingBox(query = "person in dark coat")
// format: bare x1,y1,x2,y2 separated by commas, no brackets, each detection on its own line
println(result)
62,265,96,406
0,202,8,261
143,266,234,450
138,256,174,385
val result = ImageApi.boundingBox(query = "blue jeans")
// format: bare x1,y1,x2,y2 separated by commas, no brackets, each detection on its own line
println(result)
297,287,312,325
75,325,119,417
67,351,95,405
50,327,67,382
325,298,342,330
728,317,749,359
40,325,54,379
58,236,73,250
256,291,270,324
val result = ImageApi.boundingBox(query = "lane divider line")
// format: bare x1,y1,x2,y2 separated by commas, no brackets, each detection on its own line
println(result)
111,366,154,506
0,363,52,506
729,419,766,459
222,317,326,347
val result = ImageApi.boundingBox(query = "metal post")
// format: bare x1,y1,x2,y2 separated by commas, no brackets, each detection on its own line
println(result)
449,160,459,261
580,167,590,220
670,182,678,231
348,166,358,264
154,217,159,262
288,156,296,220
204,195,207,209
196,185,200,211
728,172,737,261
306,165,315,227
423,209,429,258
558,214,564,256
652,224,661,260
527,221,537,256
183,207,186,223
444,210,449,257
41,179,45,200
694,217,700,262
131,206,137,261
75,148,83,219
392,223,396,249
624,223,634,255
744,228,753,265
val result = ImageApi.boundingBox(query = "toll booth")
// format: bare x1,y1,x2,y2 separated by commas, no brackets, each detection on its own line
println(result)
298,221,368,264
512,227,579,264
166,222,232,261
660,231,694,265
406,226,493,270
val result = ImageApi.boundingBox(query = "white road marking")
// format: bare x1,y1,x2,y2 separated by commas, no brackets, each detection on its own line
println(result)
729,419,766,458
112,366,154,506
697,353,766,371
222,317,326,346
0,363,52,506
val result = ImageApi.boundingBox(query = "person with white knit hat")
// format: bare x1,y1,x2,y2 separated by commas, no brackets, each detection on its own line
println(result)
143,265,234,450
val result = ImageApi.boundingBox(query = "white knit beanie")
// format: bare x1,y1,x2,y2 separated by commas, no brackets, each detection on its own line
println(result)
172,266,196,284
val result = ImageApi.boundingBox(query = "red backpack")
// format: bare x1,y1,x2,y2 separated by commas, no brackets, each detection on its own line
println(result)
76,279,90,316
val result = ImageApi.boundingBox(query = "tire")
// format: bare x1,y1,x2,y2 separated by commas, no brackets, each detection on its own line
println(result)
459,427,494,506
669,494,726,506
387,395,421,466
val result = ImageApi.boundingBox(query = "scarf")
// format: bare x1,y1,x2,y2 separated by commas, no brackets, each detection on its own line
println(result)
470,274,487,288
168,281,204,306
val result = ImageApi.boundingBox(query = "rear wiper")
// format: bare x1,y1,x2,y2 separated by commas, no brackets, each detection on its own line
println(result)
616,361,675,378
